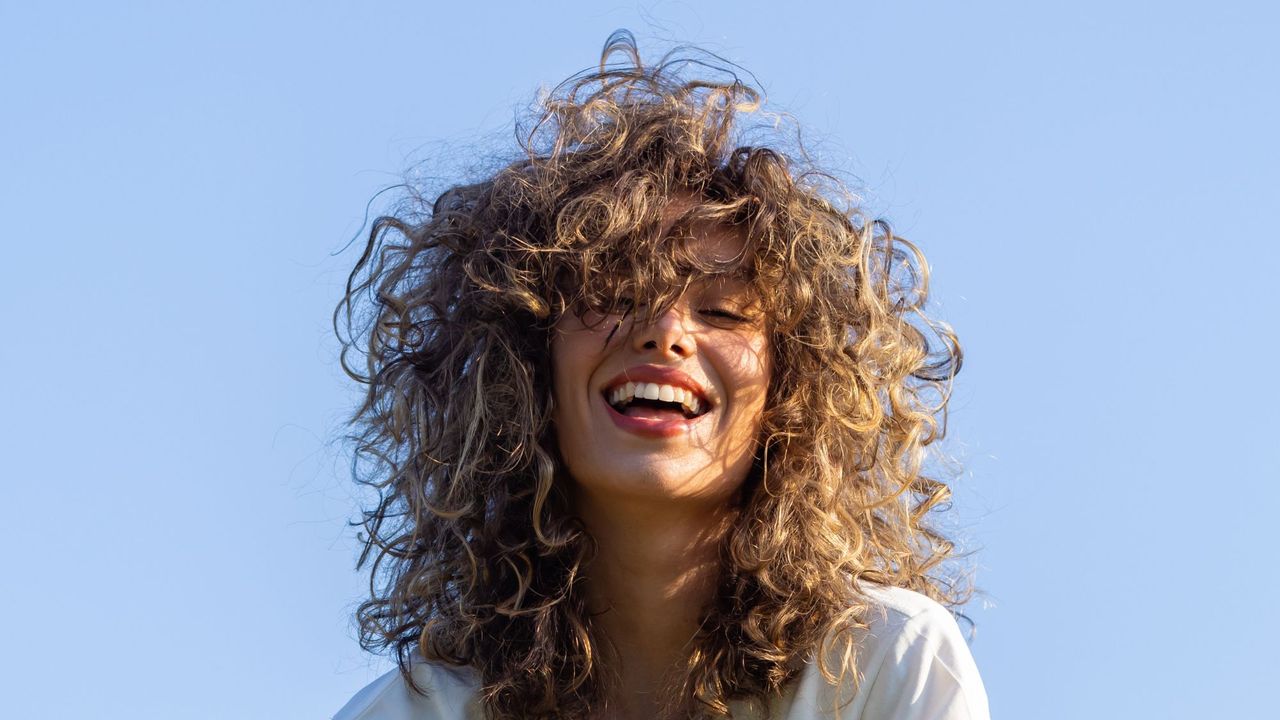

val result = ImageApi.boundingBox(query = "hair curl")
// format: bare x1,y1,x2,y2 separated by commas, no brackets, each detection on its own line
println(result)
335,31,967,720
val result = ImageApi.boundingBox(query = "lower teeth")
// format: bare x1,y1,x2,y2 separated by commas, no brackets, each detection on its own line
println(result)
612,402,699,419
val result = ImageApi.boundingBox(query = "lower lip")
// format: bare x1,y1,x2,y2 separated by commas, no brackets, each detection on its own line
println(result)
602,395,708,438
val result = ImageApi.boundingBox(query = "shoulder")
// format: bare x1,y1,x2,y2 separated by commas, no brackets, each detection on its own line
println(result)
330,589,987,720
781,585,990,720
331,659,482,720
858,583,969,651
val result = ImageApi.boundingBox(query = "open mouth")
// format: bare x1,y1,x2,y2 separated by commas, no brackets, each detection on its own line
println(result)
604,381,710,420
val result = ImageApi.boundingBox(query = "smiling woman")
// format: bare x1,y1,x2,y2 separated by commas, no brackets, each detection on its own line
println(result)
554,220,770,506
332,31,988,720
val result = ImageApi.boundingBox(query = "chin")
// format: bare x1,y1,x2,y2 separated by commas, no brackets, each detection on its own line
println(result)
568,454,748,507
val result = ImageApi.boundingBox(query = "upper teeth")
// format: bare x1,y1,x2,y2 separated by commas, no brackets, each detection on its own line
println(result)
608,381,704,415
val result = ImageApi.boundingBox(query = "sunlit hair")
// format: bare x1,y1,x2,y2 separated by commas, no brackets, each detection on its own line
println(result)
335,30,967,720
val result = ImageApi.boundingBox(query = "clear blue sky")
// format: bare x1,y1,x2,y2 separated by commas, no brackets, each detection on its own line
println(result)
2,1,1277,717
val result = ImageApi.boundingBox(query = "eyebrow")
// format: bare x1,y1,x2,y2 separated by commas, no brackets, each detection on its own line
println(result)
671,264,755,283
687,271,756,295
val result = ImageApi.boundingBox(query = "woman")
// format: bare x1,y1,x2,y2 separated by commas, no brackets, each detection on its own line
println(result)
333,32,989,720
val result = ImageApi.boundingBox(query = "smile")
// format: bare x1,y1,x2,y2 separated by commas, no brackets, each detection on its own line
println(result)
606,381,705,418
601,394,711,438
599,366,715,438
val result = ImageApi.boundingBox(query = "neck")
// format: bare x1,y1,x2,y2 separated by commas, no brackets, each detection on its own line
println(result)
573,487,736,719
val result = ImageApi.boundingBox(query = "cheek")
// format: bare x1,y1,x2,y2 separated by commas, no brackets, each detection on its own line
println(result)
550,319,593,383
549,339,583,427
549,338,585,475
549,319,617,422
724,336,773,410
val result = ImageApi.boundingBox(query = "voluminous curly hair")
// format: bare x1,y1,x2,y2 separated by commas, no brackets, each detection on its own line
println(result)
335,31,967,720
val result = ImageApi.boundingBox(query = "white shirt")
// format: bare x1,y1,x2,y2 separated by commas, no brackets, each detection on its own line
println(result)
333,585,990,719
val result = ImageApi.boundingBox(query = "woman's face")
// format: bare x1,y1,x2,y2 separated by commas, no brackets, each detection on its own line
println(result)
551,223,771,508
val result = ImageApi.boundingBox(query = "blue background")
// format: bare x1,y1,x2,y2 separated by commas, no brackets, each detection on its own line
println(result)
2,1,1276,717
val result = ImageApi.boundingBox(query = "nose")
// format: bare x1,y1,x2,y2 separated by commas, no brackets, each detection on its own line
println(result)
631,302,695,359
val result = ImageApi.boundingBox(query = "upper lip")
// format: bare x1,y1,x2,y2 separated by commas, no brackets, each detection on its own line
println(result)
601,365,713,407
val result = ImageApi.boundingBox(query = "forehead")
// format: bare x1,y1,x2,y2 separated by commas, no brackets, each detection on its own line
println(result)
573,193,761,304
658,194,747,259
645,225,755,296
676,221,748,266
657,206,753,280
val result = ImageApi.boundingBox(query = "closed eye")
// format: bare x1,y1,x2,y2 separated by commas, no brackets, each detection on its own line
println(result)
700,308,748,323
616,297,645,315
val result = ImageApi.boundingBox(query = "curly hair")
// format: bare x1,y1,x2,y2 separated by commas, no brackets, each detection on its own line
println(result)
335,31,967,720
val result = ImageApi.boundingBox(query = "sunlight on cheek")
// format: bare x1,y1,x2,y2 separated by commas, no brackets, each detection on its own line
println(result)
719,334,772,397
